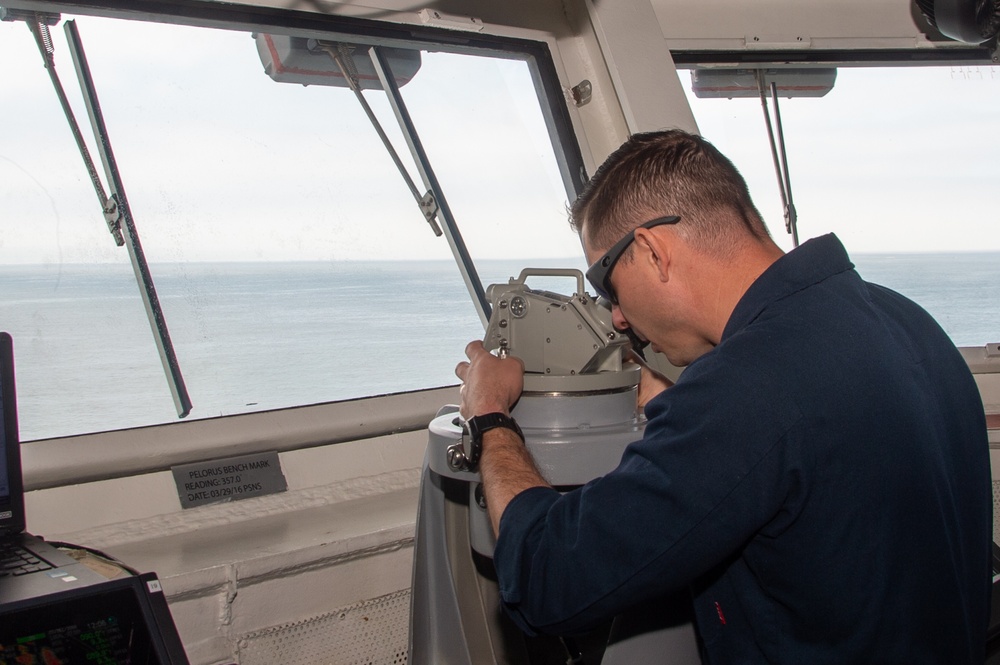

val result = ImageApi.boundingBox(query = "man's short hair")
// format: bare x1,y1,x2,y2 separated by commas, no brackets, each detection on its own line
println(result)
571,129,771,258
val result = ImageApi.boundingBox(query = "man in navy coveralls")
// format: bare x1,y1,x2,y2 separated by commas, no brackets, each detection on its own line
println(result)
455,130,991,663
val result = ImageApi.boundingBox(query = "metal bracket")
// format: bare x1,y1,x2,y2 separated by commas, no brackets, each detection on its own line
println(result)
446,421,476,472
571,80,592,107
102,194,124,244
418,191,439,227
417,9,485,33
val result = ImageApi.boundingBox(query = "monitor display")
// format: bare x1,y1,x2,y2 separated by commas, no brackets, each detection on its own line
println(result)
0,583,163,664
0,377,8,503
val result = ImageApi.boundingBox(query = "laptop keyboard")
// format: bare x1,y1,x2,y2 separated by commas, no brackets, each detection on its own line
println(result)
0,542,54,577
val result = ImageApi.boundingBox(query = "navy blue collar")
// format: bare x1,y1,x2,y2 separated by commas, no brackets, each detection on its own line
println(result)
722,233,855,342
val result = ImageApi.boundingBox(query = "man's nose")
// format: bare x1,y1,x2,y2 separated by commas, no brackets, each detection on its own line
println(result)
612,304,630,331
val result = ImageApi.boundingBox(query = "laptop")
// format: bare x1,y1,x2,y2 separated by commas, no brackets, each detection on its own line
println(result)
0,571,190,664
0,331,109,604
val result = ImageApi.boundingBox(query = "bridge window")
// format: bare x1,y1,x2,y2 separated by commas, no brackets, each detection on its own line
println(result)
683,65,1000,346
0,11,583,440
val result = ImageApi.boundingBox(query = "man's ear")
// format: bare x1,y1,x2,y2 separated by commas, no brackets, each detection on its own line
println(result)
633,227,672,283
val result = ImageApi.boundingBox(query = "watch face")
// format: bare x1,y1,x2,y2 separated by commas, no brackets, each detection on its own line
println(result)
469,413,522,442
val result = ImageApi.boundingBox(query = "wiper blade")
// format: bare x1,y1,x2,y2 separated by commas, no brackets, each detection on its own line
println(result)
19,16,192,418
62,19,192,418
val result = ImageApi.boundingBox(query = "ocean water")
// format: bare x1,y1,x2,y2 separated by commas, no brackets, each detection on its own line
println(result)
0,259,584,441
1,254,997,441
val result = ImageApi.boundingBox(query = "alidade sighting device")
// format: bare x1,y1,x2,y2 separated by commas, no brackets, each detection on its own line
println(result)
436,268,643,493
410,268,699,664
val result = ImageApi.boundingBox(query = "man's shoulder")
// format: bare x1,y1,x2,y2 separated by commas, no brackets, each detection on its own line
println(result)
644,341,804,440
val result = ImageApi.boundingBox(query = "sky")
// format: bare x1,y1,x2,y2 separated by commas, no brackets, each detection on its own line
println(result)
1,13,999,267
686,65,1000,253
0,15,580,265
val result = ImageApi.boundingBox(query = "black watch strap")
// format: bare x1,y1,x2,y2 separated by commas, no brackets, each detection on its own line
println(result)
466,412,524,467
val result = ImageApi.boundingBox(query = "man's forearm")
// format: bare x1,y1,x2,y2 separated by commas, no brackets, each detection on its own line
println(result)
480,427,550,536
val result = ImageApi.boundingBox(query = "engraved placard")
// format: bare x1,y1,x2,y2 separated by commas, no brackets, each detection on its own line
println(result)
172,451,286,509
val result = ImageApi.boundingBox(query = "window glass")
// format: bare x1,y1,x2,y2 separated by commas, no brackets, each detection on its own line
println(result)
683,66,1000,346
0,16,583,440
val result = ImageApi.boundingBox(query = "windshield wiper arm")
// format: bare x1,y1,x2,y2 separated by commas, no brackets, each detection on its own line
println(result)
756,71,800,248
28,18,192,418
15,11,125,245
368,46,492,328
318,41,443,239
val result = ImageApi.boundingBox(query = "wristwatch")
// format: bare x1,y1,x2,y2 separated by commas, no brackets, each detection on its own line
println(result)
465,412,524,467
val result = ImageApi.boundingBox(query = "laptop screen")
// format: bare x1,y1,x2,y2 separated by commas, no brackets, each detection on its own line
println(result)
0,367,9,504
0,332,18,518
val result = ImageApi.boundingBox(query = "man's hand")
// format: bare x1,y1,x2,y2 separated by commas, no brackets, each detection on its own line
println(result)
626,350,674,409
455,340,525,419
455,340,544,535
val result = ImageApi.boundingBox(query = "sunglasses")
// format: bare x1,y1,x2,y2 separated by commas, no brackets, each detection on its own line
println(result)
585,215,681,304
